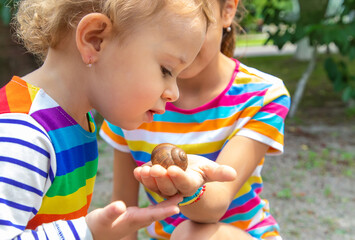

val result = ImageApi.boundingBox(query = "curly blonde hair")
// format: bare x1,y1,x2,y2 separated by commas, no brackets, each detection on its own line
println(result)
13,0,214,60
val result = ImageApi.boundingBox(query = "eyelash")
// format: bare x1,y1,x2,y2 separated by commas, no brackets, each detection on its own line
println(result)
161,66,172,78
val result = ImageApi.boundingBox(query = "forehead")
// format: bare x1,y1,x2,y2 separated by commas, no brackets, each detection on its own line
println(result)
150,0,205,27
112,2,207,65
149,3,206,36
151,10,205,57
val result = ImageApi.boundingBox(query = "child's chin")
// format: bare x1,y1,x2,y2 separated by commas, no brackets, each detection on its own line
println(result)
115,121,141,131
123,123,141,130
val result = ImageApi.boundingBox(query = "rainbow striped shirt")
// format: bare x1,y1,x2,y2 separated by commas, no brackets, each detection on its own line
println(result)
0,76,97,239
100,60,291,239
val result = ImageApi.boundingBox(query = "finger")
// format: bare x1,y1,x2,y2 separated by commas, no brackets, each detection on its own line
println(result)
140,166,160,193
112,195,182,232
154,176,179,197
167,165,199,196
142,195,182,222
100,201,127,224
201,164,237,182
149,165,178,197
156,194,183,207
150,164,168,177
133,167,143,183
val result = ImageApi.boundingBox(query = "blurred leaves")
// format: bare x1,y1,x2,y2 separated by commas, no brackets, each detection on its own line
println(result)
0,0,19,25
262,0,355,106
324,57,355,102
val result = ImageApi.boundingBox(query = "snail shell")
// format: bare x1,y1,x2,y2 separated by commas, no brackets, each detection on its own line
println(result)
151,143,188,171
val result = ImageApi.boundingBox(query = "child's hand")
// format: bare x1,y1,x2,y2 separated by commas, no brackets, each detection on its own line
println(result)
86,195,182,240
134,154,237,198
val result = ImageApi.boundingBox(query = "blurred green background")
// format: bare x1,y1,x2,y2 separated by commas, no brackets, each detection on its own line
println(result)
1,1,354,239
1,0,355,119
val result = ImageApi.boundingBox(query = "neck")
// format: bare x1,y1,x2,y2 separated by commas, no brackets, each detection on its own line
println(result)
22,47,92,131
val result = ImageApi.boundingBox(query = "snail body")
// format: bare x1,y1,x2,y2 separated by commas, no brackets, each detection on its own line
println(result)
151,143,188,171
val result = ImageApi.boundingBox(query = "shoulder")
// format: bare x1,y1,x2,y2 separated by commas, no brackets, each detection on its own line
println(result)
0,112,56,189
234,62,290,103
235,62,283,85
0,112,53,151
0,76,41,114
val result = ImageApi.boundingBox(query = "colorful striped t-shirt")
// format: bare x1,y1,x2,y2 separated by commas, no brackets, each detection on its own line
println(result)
0,76,97,239
100,59,291,240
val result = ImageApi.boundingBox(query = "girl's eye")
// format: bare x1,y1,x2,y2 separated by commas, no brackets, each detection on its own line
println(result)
161,66,172,78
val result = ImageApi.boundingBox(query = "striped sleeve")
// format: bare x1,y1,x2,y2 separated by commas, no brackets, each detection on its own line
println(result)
99,120,130,152
238,80,291,154
0,113,93,239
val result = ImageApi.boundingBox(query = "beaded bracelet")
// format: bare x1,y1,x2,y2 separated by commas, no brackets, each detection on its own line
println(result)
178,185,206,207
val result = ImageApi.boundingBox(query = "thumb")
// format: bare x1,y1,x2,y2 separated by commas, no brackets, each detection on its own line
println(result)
202,164,237,182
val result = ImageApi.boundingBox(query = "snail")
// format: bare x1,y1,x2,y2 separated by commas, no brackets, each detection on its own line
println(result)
151,143,188,171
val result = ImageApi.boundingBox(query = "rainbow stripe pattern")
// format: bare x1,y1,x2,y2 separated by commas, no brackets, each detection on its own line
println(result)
0,76,98,231
100,59,290,239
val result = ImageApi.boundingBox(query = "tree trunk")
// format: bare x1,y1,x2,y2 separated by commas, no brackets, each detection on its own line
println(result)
295,37,313,61
289,46,318,118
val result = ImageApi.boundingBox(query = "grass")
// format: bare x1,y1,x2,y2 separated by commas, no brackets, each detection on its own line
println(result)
296,146,355,175
236,33,273,47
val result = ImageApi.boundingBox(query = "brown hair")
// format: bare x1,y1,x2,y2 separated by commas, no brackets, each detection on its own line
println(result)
13,0,214,60
219,0,245,57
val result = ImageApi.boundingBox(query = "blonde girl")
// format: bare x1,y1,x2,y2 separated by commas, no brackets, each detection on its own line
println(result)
0,0,215,239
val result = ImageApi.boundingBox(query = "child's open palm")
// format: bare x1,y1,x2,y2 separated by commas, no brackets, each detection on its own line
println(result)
133,154,237,198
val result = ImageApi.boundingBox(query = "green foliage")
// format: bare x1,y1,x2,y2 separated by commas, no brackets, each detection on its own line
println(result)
241,0,294,33
261,0,355,105
0,0,18,25
324,57,355,103
240,0,269,32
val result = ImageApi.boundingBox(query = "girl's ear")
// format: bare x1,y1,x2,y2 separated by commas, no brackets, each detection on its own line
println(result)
76,13,113,65
221,0,238,28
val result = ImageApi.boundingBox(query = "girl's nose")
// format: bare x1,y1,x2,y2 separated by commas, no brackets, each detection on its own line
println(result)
162,80,179,102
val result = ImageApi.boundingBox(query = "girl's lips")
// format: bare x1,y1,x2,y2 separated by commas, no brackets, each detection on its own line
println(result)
146,110,154,123
146,109,165,123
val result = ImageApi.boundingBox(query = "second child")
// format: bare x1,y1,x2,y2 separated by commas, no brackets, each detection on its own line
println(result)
100,0,291,239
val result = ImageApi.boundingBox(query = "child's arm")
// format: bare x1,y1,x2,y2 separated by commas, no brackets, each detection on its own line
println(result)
112,149,139,205
178,135,269,222
0,114,66,239
111,149,140,240
133,136,268,223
